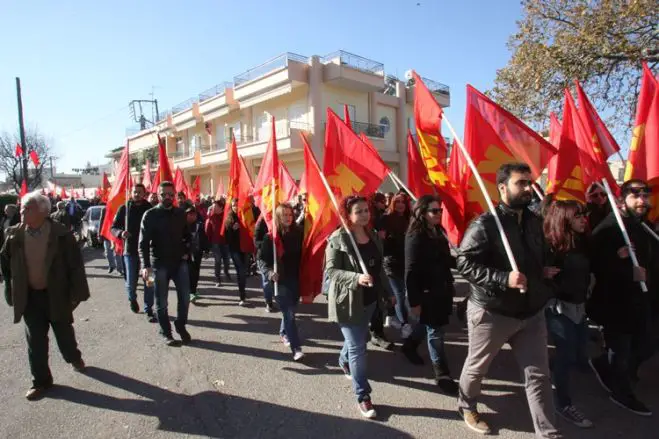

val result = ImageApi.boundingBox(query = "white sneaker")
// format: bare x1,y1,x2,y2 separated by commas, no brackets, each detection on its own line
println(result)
293,350,305,361
385,316,402,329
238,300,246,307
401,323,413,339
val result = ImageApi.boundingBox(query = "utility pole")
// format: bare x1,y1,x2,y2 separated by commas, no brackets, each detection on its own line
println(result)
16,77,28,189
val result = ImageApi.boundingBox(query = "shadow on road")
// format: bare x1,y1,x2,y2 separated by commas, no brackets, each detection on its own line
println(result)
48,366,415,438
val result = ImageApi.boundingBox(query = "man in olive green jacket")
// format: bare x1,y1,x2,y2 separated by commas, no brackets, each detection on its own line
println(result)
1,193,90,400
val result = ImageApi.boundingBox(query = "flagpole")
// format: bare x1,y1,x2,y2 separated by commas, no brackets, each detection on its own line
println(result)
388,170,416,202
442,115,524,293
602,178,648,292
316,167,370,276
271,177,279,296
125,140,130,240
387,173,402,191
642,222,659,243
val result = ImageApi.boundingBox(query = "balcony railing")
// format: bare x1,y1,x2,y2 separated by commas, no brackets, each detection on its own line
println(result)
171,97,199,115
353,121,386,138
410,76,450,95
157,110,171,122
233,52,308,86
320,50,385,76
198,82,232,102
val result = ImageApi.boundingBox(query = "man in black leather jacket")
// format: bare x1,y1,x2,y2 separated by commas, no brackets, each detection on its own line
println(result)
139,181,192,346
456,163,561,438
111,184,154,318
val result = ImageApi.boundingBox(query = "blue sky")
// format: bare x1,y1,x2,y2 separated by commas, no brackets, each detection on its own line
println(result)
0,0,521,173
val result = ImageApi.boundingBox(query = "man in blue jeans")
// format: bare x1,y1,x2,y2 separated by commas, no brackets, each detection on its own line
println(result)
111,183,154,319
139,181,192,346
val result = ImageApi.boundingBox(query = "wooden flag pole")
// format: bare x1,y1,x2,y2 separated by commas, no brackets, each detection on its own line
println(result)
443,115,524,293
271,177,279,296
601,178,648,292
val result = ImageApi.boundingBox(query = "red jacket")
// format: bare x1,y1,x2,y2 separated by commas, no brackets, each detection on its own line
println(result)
205,213,226,245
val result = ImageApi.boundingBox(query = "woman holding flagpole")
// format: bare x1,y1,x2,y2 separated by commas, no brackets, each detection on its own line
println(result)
325,195,393,419
257,203,304,361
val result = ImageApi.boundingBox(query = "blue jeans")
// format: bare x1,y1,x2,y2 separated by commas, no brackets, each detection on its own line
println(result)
545,308,589,408
408,323,446,364
124,255,154,312
275,280,301,352
261,273,274,305
339,302,377,402
154,262,191,336
230,251,247,300
103,240,116,270
387,275,408,324
211,244,230,281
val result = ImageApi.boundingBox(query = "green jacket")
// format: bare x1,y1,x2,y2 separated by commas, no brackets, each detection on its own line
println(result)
325,227,392,324
1,219,90,324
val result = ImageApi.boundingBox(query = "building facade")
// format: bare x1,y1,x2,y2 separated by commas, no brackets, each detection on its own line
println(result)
119,50,451,196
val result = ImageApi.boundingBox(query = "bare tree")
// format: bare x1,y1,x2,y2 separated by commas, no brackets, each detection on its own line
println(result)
490,0,658,133
0,129,54,192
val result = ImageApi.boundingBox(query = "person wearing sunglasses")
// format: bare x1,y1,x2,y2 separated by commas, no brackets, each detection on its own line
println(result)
325,195,394,419
585,183,611,230
402,195,459,396
456,163,560,437
543,200,594,428
587,179,656,417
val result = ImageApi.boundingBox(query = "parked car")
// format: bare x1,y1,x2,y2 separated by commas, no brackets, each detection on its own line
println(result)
82,205,104,248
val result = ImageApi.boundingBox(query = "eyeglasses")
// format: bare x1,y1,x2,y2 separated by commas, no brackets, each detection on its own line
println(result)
627,188,652,196
428,208,443,214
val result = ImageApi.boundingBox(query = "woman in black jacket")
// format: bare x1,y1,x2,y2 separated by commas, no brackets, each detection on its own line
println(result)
379,192,412,338
543,200,593,428
257,203,304,361
224,198,248,306
402,194,458,395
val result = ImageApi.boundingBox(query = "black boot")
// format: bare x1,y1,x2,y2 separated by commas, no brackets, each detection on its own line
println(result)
433,361,458,396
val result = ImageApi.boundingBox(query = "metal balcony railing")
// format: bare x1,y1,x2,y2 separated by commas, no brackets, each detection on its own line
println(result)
171,97,199,115
409,76,450,95
320,50,385,76
198,82,232,102
352,121,386,138
171,150,191,160
233,52,308,87
157,110,171,122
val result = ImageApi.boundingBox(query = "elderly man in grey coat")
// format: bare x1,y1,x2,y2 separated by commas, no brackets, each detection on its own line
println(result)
1,192,90,400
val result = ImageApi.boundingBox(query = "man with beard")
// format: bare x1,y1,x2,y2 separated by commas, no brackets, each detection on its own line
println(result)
585,183,611,230
111,184,154,318
139,182,192,346
587,179,656,416
456,163,561,437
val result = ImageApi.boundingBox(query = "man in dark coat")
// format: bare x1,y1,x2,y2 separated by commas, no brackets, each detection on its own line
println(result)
1,193,90,400
587,179,657,417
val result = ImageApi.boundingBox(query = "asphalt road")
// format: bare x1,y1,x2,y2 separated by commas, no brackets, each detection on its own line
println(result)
0,248,657,438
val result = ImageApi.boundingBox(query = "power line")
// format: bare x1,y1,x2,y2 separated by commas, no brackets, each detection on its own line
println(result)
58,104,130,139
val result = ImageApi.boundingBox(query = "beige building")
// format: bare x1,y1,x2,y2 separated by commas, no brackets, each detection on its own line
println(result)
119,50,450,196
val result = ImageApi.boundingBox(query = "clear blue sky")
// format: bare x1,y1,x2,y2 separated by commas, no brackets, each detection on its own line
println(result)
0,0,521,174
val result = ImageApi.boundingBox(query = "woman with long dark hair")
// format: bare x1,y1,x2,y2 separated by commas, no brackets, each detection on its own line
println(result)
543,200,593,428
325,195,393,419
224,198,248,306
379,192,413,338
257,203,304,361
402,194,458,395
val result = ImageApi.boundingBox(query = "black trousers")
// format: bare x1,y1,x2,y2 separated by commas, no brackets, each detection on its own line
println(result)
23,291,81,387
370,303,384,336
188,251,203,293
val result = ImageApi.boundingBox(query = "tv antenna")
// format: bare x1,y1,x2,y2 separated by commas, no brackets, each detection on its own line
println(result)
129,89,160,129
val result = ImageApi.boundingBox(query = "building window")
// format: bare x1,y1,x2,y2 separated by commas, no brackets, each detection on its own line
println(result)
379,116,391,134
216,125,225,151
176,136,184,153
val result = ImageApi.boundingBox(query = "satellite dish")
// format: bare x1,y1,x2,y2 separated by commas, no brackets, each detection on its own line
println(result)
404,70,413,80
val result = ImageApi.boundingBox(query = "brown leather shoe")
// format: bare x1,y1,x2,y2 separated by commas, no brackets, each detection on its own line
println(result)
459,408,492,434
72,359,86,372
25,384,52,401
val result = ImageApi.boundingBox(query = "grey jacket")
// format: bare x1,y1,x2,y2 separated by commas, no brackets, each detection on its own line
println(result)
325,227,392,324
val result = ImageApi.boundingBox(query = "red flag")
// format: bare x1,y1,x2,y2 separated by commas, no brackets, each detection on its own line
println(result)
29,150,40,167
191,176,201,200
100,142,130,250
60,187,68,199
413,71,449,164
19,180,27,197
299,133,337,303
549,112,562,148
152,135,174,190
460,85,557,221
642,83,659,221
279,162,299,202
15,143,23,158
441,142,466,244
142,160,152,192
237,155,257,253
546,90,588,202
343,104,352,129
574,81,621,158
407,129,435,198
205,122,212,136
174,167,189,199
323,108,389,198
215,180,225,199
221,136,241,237
253,117,283,254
